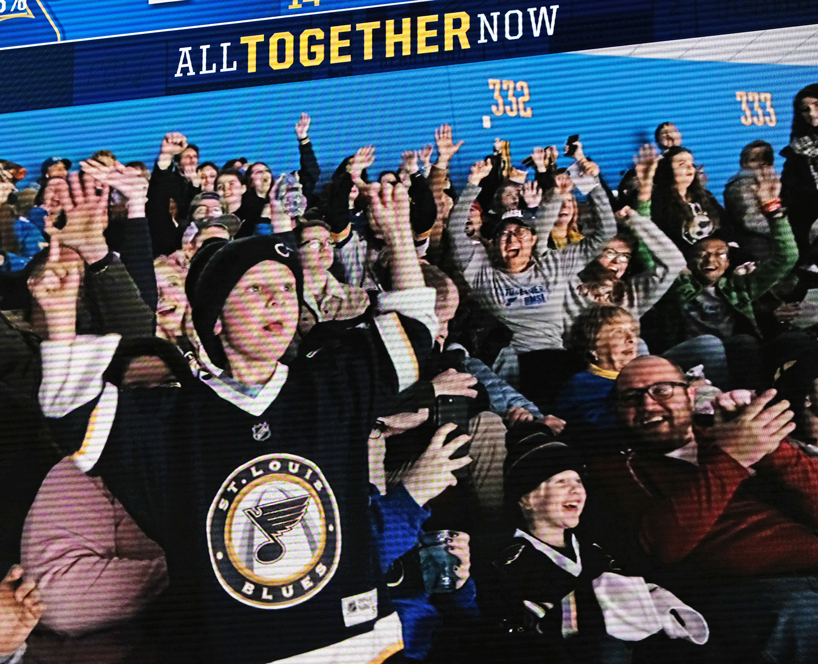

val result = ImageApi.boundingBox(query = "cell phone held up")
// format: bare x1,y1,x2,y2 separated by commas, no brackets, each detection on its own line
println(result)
565,134,580,158
434,395,472,480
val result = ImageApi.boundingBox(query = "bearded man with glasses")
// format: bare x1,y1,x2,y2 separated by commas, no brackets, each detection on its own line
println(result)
584,354,818,663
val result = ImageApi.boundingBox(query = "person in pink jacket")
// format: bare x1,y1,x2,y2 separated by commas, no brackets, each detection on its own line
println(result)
20,458,168,637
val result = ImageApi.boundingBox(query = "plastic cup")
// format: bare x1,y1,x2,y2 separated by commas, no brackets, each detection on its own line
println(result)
418,530,461,594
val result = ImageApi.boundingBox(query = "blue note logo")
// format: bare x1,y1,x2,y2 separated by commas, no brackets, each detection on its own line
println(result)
207,453,341,609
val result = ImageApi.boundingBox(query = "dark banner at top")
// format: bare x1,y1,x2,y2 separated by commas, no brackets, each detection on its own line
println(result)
2,0,816,114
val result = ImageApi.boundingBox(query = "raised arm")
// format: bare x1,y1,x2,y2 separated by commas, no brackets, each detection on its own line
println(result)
448,159,492,272
295,113,321,202
370,180,423,292
428,123,461,202
400,150,437,241
736,171,798,300
155,132,187,172
36,172,154,339
530,171,570,243
560,183,617,273
81,159,158,314
625,212,686,316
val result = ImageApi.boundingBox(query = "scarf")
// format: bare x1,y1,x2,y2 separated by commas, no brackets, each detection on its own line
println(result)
791,134,818,188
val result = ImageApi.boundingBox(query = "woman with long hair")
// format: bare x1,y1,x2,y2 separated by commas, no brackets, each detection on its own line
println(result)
781,83,818,258
651,146,725,257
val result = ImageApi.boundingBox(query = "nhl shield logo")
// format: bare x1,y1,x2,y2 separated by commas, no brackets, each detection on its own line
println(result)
252,422,271,442
207,453,341,610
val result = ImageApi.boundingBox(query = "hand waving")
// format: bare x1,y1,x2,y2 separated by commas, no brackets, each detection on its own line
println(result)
402,423,472,506
46,171,109,264
713,389,795,467
522,180,543,208
295,112,311,140
468,159,492,186
435,124,464,166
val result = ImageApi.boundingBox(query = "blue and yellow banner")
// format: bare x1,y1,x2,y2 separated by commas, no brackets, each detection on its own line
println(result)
3,0,818,115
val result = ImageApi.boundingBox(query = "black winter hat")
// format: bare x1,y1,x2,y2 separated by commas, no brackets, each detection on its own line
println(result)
504,437,586,506
187,236,303,369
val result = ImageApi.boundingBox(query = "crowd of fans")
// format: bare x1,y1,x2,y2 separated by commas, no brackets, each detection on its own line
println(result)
3,85,818,663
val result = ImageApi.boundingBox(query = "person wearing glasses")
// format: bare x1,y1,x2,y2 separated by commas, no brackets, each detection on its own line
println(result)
586,353,818,664
448,158,616,409
563,210,685,335
562,141,684,364
295,216,369,338
646,168,798,391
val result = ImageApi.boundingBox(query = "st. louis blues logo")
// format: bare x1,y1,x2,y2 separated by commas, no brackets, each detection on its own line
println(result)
207,453,341,609
244,495,310,563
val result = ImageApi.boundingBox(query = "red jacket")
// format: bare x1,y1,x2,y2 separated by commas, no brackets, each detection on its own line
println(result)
589,440,818,577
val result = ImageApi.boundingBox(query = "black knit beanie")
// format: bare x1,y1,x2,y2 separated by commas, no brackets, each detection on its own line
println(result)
187,235,303,369
504,437,586,506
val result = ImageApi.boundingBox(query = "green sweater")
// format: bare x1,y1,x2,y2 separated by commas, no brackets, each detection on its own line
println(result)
651,213,798,351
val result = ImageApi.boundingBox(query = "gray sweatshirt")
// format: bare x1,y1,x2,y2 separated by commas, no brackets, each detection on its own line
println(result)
449,182,616,353
562,211,686,338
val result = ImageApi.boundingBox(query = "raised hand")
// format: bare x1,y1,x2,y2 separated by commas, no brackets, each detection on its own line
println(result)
369,179,424,290
0,566,44,656
435,124,464,167
468,159,492,186
368,178,408,239
47,171,109,264
295,112,311,140
157,132,188,170
348,146,376,186
401,150,420,175
522,180,543,208
402,423,472,506
579,157,600,178
80,160,148,213
634,143,659,201
160,132,187,158
755,167,782,205
267,174,302,232
713,389,795,467
27,236,83,340
418,144,433,174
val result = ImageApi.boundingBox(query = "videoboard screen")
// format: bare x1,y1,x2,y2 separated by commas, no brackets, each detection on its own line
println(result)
2,0,818,662
2,0,817,196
